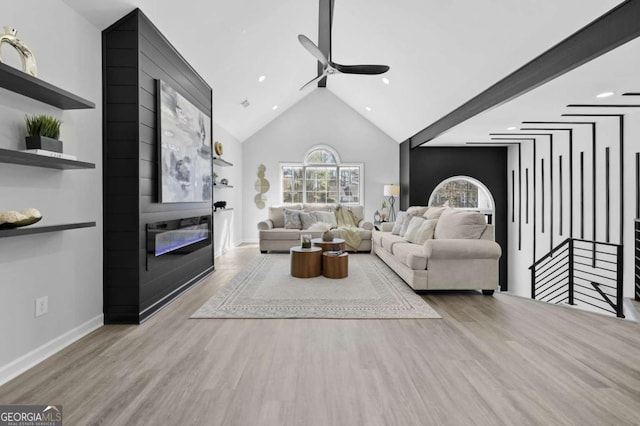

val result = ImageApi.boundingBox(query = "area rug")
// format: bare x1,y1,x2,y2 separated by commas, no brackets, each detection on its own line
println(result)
191,253,440,319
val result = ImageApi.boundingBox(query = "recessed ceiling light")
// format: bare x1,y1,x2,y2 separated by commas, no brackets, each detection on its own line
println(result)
258,75,266,83
365,106,372,112
507,126,517,130
382,77,390,85
272,105,278,110
596,91,615,98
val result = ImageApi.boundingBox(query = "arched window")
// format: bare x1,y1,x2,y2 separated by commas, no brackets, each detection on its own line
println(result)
428,176,495,220
281,145,363,204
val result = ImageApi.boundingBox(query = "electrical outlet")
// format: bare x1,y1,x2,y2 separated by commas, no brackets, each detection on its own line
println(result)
35,296,48,317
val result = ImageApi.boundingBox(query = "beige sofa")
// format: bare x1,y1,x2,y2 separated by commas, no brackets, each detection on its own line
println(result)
258,204,374,253
372,208,502,293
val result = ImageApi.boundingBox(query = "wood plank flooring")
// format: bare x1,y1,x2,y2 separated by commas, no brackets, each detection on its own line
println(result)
1,244,640,425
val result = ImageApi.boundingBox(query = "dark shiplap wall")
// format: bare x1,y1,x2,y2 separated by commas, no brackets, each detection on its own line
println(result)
400,144,508,290
103,9,213,323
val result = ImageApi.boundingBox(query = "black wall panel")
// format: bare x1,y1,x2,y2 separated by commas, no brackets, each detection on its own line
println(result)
404,146,508,289
103,9,214,324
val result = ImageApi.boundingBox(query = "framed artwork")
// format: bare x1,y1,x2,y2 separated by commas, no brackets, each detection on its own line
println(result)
157,80,212,203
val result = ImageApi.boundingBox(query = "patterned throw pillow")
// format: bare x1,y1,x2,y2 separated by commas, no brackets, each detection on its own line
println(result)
391,211,407,235
411,219,438,244
403,216,426,242
283,209,303,229
299,211,318,229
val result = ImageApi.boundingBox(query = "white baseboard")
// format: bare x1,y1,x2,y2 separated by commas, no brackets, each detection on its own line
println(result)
0,314,103,386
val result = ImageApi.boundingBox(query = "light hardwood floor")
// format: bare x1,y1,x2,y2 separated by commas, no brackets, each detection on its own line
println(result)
2,244,640,425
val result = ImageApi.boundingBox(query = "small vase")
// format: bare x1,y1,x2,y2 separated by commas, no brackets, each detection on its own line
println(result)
322,230,334,242
301,233,312,249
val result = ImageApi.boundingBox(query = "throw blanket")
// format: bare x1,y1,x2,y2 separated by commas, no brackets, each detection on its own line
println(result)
334,206,362,250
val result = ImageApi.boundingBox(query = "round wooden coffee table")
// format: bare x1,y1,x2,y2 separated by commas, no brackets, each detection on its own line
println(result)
311,237,346,252
322,251,349,279
290,246,322,278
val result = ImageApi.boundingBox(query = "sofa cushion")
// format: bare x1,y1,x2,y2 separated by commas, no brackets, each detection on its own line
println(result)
381,233,407,252
408,218,438,244
303,203,334,212
259,229,301,240
393,243,428,270
403,216,426,243
391,211,407,235
332,228,372,241
269,204,301,228
311,211,337,228
406,206,429,216
434,209,487,239
345,205,364,223
424,206,447,220
284,209,303,229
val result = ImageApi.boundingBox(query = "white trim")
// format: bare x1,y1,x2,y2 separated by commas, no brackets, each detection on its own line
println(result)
303,144,341,165
0,314,104,386
428,175,496,212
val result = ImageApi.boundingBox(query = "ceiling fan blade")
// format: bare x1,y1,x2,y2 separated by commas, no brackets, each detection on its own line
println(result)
332,63,390,75
299,72,327,91
298,34,328,67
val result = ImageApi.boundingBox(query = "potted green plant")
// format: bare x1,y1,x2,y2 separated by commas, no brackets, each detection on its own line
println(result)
24,115,63,153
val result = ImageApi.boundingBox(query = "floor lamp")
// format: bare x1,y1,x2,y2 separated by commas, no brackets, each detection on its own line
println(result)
384,184,400,222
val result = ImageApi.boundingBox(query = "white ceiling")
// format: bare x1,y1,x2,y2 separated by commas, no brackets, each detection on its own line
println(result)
61,0,623,142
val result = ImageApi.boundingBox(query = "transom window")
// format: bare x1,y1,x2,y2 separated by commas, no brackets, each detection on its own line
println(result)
281,146,363,204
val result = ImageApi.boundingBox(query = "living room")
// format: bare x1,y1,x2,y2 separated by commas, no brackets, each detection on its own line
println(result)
1,0,640,424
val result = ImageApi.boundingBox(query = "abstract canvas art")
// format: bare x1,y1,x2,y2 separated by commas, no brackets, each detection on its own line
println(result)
158,80,212,203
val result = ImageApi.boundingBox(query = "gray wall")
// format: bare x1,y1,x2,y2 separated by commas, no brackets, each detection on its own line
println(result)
242,90,398,241
0,0,102,382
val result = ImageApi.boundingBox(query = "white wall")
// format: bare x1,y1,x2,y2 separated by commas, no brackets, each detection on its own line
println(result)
507,111,639,304
211,122,243,257
0,0,102,384
242,90,398,242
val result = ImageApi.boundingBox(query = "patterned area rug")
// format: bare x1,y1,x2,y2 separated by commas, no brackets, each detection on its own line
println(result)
191,253,440,319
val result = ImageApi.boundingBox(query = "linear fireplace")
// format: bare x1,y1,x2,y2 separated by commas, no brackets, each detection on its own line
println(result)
146,216,211,269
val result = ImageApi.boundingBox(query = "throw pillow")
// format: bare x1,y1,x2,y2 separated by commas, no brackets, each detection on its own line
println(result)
403,216,426,242
311,210,337,228
399,209,423,237
411,219,438,244
283,209,303,229
391,211,407,235
299,211,318,229
424,206,447,220
268,204,301,228
434,209,487,239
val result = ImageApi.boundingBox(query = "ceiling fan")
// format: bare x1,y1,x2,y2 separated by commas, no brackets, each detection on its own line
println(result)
298,0,390,90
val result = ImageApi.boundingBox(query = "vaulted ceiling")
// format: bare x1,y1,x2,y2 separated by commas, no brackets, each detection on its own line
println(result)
62,0,622,142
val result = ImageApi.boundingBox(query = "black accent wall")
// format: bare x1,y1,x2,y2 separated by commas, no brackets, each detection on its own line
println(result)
400,144,508,290
103,9,214,324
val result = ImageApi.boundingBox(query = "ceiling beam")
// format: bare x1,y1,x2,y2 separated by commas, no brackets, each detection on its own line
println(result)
409,0,640,149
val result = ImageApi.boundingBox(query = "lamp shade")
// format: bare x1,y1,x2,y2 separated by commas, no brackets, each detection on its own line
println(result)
384,184,400,197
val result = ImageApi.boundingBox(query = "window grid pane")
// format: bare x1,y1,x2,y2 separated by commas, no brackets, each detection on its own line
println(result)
282,166,304,203
339,167,360,204
305,166,338,204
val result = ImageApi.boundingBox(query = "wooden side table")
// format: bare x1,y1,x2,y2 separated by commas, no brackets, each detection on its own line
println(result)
311,237,346,252
290,246,322,278
322,252,349,279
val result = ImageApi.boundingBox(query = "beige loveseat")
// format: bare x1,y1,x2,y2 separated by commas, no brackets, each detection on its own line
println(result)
372,207,502,293
258,204,374,253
